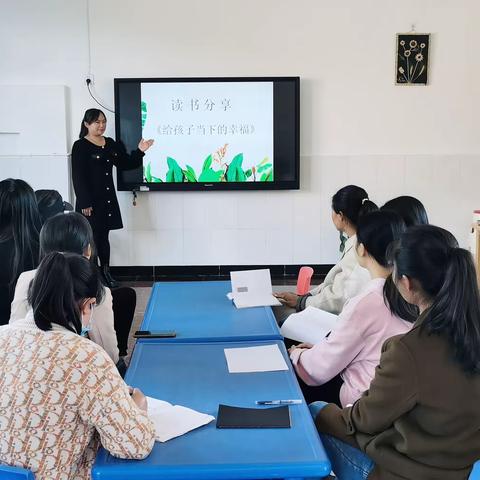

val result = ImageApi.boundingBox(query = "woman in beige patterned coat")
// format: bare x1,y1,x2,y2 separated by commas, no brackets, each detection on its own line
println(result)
0,252,155,479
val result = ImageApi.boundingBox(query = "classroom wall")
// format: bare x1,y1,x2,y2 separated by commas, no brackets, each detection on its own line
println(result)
1,0,479,266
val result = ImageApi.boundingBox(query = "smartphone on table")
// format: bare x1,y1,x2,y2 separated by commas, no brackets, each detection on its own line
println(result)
133,330,176,338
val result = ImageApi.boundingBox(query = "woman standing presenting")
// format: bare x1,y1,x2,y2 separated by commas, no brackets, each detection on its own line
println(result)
72,108,153,287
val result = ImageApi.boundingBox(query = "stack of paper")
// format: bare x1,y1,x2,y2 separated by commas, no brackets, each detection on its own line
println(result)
280,306,338,344
224,344,289,373
146,396,215,442
230,269,282,308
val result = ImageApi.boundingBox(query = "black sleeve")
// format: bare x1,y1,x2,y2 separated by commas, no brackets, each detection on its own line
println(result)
296,293,312,312
111,139,144,171
71,141,93,209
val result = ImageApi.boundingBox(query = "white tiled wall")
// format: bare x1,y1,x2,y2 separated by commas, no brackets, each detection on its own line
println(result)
110,154,479,266
2,1,480,267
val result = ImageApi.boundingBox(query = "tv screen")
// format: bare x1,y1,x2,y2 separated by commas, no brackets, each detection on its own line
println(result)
114,77,299,191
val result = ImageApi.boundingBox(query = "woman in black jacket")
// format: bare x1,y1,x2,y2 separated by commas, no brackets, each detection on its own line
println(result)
71,108,153,287
0,178,41,324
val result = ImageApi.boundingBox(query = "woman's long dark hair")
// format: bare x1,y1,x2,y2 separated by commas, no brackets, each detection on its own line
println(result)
0,178,42,287
356,210,417,323
332,185,377,227
79,108,105,138
391,225,480,373
381,196,429,227
28,252,103,334
39,212,95,260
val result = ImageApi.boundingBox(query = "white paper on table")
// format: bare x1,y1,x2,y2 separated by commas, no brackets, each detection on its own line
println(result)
146,396,215,442
280,306,338,344
230,269,281,308
224,344,289,373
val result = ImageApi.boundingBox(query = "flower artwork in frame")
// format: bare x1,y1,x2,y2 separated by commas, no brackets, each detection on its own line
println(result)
396,33,430,85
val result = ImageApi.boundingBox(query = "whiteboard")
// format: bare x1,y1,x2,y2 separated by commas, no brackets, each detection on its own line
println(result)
0,85,71,201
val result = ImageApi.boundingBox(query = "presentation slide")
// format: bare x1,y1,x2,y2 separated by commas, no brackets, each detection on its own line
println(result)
141,82,274,183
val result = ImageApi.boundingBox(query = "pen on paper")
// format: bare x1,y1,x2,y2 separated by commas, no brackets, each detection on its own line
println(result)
255,399,302,405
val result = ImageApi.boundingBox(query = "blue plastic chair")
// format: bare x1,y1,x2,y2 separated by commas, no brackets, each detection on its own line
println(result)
470,461,480,480
0,465,34,479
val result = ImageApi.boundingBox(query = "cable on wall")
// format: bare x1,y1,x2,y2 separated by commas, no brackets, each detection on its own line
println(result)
84,0,115,114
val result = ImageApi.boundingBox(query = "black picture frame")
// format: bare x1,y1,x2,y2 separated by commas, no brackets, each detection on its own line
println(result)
396,34,430,85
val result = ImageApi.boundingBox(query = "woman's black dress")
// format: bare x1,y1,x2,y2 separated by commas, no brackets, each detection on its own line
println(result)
71,137,143,266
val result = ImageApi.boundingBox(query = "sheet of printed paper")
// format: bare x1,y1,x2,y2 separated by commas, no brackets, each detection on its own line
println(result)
224,344,289,373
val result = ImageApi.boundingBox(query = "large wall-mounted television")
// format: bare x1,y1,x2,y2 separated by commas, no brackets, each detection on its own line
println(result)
114,77,300,191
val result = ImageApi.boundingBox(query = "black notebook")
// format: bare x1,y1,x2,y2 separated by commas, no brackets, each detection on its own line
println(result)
216,404,291,429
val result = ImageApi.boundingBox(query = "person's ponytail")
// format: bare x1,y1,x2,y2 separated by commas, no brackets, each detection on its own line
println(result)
356,210,415,323
391,226,480,372
358,199,378,219
425,248,480,373
383,274,418,323
28,252,103,334
79,122,88,138
331,186,377,227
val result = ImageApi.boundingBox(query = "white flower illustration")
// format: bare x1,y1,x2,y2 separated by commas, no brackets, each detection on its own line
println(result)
404,50,411,57
400,40,405,46
415,53,423,61
420,43,426,48
410,40,417,48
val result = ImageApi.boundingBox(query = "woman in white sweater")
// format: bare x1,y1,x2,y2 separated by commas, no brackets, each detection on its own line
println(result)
10,212,119,363
275,186,376,323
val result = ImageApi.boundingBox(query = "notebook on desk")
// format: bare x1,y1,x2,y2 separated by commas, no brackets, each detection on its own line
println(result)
216,404,291,429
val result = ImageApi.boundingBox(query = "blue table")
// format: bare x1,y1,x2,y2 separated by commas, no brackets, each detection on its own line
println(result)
92,340,331,479
140,281,282,342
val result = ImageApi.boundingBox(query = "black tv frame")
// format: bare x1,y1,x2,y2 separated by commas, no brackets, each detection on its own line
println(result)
114,76,300,191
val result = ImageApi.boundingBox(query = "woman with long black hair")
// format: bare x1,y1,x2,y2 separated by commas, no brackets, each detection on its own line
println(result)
10,212,120,363
312,225,480,479
289,211,416,406
381,195,429,227
71,108,154,287
0,178,41,324
0,252,155,478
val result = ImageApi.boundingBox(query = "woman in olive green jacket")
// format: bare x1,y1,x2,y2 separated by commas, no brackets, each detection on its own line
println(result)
312,225,480,480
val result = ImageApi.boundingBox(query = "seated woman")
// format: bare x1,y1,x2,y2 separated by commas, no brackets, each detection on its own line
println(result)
381,195,429,226
289,211,416,407
275,185,375,323
0,252,155,479
313,225,480,480
10,212,120,363
0,178,41,325
35,189,73,223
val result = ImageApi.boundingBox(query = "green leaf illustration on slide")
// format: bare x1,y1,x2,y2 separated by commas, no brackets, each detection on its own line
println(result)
227,153,246,182
260,168,273,181
144,162,152,182
166,157,183,182
257,163,272,173
201,154,213,173
183,165,197,182
144,151,272,184
141,101,147,128
198,168,223,182
198,154,223,182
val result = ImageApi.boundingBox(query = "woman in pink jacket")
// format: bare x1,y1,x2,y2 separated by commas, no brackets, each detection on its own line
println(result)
289,210,416,407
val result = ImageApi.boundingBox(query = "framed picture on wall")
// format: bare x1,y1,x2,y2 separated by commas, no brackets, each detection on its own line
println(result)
396,33,430,85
